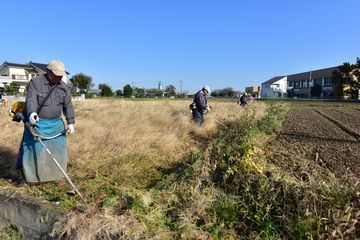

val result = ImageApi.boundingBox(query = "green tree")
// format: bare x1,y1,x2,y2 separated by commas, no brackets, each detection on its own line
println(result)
211,87,236,97
211,91,219,97
69,73,93,94
165,85,176,97
123,84,133,98
134,87,145,98
5,83,20,95
224,87,236,97
115,89,123,97
98,83,113,97
145,88,163,97
332,58,360,99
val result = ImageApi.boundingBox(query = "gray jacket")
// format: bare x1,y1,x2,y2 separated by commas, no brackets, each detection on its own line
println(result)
26,74,75,124
193,90,208,112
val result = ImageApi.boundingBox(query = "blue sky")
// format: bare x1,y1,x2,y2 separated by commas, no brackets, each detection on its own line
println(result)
1,0,359,93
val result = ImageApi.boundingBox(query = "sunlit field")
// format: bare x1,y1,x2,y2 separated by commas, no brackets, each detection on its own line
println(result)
0,98,266,189
67,98,265,189
1,99,358,239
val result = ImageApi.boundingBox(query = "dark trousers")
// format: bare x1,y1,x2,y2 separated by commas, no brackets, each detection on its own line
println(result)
192,109,204,125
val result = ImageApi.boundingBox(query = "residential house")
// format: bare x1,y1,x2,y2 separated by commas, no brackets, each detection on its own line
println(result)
260,76,287,98
0,61,68,93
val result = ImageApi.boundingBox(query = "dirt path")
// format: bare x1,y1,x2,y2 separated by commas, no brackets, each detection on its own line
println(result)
267,104,360,185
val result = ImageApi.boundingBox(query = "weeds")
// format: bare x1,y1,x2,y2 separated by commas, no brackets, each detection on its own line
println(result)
0,225,23,240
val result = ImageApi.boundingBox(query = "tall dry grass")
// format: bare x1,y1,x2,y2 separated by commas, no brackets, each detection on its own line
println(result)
0,98,266,190
68,99,266,189
0,98,268,238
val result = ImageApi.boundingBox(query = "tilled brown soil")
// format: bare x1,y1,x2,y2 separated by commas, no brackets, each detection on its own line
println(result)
267,103,360,185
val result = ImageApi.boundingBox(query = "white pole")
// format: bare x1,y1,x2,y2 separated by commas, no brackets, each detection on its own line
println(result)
309,70,312,99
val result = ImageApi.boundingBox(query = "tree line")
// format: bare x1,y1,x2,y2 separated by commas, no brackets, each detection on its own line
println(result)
69,73,180,98
69,73,240,98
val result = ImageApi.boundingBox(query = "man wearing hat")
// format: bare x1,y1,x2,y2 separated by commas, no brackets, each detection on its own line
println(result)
17,59,75,184
190,86,211,125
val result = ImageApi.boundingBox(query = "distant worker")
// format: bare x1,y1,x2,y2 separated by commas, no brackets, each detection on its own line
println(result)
248,93,254,103
17,59,75,185
239,92,248,107
190,86,211,125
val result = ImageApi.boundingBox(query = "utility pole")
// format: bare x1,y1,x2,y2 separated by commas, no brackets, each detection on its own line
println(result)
308,70,312,99
180,80,183,96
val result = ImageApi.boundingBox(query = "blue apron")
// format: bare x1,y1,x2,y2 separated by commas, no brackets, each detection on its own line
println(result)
17,118,67,183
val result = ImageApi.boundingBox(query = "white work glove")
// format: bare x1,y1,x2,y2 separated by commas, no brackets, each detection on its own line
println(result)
206,106,211,112
29,112,39,125
67,124,75,134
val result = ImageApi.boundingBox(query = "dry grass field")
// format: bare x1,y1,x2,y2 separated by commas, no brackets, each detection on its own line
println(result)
0,98,268,238
1,99,358,239
0,99,266,192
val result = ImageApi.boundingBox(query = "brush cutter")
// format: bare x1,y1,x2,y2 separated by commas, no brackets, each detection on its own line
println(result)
25,122,87,203
206,114,228,129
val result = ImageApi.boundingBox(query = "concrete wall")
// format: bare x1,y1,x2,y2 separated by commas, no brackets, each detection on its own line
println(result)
0,190,63,239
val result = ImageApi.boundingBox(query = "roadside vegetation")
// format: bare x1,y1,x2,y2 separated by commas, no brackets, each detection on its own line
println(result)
0,225,22,240
0,99,359,239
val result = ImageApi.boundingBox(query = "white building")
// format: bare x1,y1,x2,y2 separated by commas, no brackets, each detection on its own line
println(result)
260,76,287,98
0,61,68,93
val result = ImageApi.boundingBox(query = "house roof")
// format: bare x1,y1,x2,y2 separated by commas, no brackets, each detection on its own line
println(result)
262,76,285,85
0,61,33,70
29,61,48,72
29,61,70,75
0,61,70,75
287,66,339,82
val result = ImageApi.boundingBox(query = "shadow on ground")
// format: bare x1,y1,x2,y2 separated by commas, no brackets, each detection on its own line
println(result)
0,147,21,181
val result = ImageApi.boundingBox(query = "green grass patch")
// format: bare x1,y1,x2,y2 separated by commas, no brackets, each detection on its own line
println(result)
0,225,23,240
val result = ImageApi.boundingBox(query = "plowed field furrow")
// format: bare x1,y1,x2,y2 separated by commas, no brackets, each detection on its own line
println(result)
281,107,356,141
315,108,360,139
267,105,360,183
332,108,360,120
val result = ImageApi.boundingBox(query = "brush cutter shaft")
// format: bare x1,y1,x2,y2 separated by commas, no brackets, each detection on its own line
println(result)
36,137,86,203
207,115,228,128
26,124,86,203
36,138,86,202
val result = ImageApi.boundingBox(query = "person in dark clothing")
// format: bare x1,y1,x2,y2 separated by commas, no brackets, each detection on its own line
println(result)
190,86,211,125
239,92,248,107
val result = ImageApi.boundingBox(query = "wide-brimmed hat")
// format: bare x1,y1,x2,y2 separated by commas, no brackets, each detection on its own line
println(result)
47,60,67,77
202,86,211,94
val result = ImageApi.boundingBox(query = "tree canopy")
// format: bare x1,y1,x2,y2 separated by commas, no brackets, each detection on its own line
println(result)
69,73,93,94
165,85,176,97
5,83,20,95
123,84,133,98
332,58,360,99
98,83,113,97
134,87,145,98
211,87,237,97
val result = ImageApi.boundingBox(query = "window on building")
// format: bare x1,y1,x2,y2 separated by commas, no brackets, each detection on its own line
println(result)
314,78,322,86
301,80,307,88
294,81,300,88
11,74,27,80
324,77,332,86
288,81,293,87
